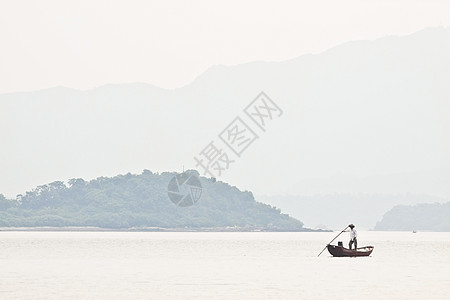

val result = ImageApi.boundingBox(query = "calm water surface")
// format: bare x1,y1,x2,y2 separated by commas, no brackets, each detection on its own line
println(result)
0,231,449,299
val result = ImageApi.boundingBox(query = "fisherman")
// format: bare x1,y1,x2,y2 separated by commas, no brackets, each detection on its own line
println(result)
348,224,357,250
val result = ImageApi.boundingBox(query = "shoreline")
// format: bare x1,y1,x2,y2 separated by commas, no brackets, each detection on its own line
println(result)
0,226,329,232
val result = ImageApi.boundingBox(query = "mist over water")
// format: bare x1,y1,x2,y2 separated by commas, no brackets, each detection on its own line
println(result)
1,231,449,299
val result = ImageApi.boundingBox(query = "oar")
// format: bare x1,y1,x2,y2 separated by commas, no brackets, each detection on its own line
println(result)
317,225,349,257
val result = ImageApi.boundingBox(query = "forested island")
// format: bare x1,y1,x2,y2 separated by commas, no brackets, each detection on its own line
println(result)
0,170,309,231
375,202,450,231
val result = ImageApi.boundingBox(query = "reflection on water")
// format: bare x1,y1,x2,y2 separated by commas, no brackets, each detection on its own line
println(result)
0,231,449,299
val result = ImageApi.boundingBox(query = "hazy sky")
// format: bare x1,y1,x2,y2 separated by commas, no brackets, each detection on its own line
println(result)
1,0,450,94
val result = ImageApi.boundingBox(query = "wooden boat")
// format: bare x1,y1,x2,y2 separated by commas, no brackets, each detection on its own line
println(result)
327,244,374,257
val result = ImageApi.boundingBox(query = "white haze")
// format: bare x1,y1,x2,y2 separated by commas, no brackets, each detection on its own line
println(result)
1,1,450,200
1,28,450,199
1,0,450,93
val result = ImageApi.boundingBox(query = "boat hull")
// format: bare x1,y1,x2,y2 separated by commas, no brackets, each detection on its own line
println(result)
327,244,373,257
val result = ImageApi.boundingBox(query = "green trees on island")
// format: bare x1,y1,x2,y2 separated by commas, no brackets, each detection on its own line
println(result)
0,170,305,230
0,193,16,210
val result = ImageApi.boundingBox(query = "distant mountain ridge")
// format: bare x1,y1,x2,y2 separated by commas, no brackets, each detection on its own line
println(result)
1,27,450,199
375,202,450,231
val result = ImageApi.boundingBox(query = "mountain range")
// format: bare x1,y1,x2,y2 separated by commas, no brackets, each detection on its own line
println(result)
1,27,449,211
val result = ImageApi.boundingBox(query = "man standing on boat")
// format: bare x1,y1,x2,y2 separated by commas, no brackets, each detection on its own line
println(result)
348,224,357,250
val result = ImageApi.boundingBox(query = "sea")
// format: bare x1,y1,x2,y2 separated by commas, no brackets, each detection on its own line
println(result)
0,231,449,299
